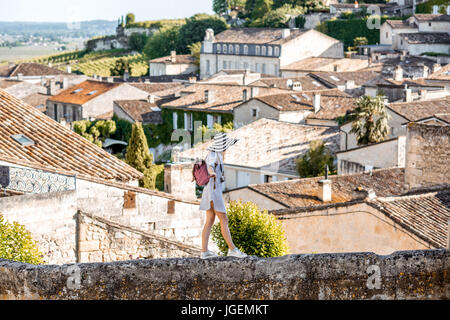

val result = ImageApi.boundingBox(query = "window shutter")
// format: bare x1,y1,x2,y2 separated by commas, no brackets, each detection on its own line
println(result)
207,114,213,129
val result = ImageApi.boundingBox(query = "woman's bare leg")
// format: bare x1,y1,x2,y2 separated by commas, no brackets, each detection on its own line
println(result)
216,211,236,251
201,202,217,252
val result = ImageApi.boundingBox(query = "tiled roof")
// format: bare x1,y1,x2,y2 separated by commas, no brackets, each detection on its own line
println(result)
387,97,450,121
214,28,310,45
149,54,196,65
114,100,163,124
369,188,450,248
253,89,357,120
0,80,21,89
428,63,450,81
180,118,339,174
48,80,122,105
399,32,450,44
0,88,142,182
0,62,69,77
249,76,328,91
310,71,379,87
281,57,370,73
385,19,417,29
414,14,450,22
129,82,184,95
161,84,288,113
245,168,406,209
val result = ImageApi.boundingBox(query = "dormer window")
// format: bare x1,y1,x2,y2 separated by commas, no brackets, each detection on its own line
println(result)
223,45,227,54
235,44,240,55
262,46,266,56
268,46,273,56
274,47,280,56
229,44,233,54
256,46,260,56
11,134,34,147
217,44,221,53
243,45,248,55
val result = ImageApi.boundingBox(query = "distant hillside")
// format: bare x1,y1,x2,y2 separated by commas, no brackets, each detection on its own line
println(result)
0,20,117,38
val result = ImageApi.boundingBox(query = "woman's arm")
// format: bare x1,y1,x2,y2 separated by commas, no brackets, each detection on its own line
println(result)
206,152,217,177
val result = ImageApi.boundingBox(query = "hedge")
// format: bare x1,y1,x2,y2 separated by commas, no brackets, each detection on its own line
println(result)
416,0,449,14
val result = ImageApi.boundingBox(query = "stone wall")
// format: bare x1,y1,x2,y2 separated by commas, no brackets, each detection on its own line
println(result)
405,124,450,190
77,212,201,263
0,249,448,300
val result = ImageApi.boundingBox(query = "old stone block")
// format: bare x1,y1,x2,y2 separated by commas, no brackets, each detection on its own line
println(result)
79,240,100,252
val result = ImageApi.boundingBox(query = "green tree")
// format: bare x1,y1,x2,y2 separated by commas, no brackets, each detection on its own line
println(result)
129,32,149,52
249,4,304,27
110,58,132,76
0,216,43,265
177,14,229,54
213,0,230,15
188,41,202,67
126,13,136,26
347,95,391,146
211,201,290,258
125,122,156,189
296,140,336,178
354,36,368,47
251,0,273,20
95,120,117,139
143,26,181,59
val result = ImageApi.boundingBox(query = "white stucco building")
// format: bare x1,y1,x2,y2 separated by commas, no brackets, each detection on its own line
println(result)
200,28,344,79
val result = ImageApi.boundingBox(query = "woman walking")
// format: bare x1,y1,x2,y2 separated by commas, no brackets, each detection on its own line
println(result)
199,132,247,259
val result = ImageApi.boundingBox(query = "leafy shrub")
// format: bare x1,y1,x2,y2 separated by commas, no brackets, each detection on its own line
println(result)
296,140,336,178
0,215,43,265
211,201,290,258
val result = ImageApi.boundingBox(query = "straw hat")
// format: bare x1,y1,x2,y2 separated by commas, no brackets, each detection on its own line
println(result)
207,132,238,153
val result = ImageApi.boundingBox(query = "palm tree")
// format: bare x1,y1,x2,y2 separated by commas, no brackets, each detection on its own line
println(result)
347,95,391,146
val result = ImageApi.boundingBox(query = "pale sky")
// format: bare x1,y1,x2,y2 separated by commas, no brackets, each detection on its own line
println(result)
0,0,214,22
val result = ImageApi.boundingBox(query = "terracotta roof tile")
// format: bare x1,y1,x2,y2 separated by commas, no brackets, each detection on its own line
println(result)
399,32,450,44
129,82,184,96
180,118,339,174
247,168,406,209
0,62,69,77
214,28,310,45
311,71,379,87
149,54,196,65
370,189,450,248
387,97,450,121
249,76,328,91
0,88,142,182
48,80,122,105
428,63,450,81
414,14,450,22
114,100,163,124
281,58,369,73
386,19,417,29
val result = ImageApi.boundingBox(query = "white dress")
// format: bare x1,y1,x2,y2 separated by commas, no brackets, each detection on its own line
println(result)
199,151,227,213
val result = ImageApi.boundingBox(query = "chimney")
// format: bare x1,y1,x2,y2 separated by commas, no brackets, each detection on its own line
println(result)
17,73,23,81
47,80,57,95
318,176,332,202
205,90,215,103
282,28,291,39
66,66,72,74
188,76,197,84
148,94,156,104
170,51,177,63
313,93,321,113
250,87,259,98
354,0,359,9
419,89,427,100
345,80,355,90
62,77,68,90
243,89,248,101
293,81,302,91
405,88,412,102
394,65,403,82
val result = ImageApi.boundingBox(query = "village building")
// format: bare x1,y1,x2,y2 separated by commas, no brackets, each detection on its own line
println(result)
225,123,450,255
0,88,207,264
46,80,150,124
233,88,356,128
200,69,268,85
149,51,198,77
280,57,370,78
200,28,344,79
179,118,339,190
113,99,163,125
0,62,71,83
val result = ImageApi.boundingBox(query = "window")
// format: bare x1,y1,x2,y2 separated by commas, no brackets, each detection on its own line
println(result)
223,60,227,70
229,44,233,54
268,46,273,56
72,106,77,122
262,64,266,74
184,113,192,131
264,175,273,183
274,47,280,56
252,108,258,117
217,44,221,53
255,46,260,56
217,115,222,125
173,112,178,129
244,62,249,70
87,90,97,96
235,45,240,55
11,134,34,147
262,46,266,56
243,45,248,55
72,88,83,94
207,114,214,129
429,22,431,27
223,44,227,54
256,63,261,73
63,105,67,119
386,32,388,39
206,60,210,75
53,104,58,120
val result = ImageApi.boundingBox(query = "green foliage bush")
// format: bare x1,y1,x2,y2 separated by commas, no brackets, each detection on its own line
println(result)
416,0,449,13
211,201,290,258
144,26,181,59
73,119,116,148
0,216,43,265
296,140,336,178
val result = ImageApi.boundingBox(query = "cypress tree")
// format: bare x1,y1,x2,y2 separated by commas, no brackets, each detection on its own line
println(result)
125,122,155,189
